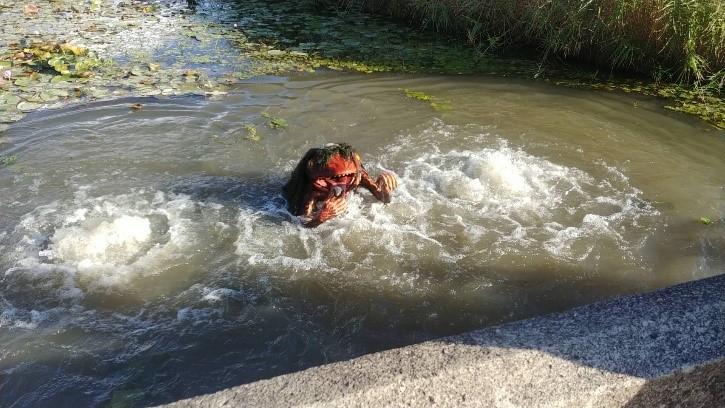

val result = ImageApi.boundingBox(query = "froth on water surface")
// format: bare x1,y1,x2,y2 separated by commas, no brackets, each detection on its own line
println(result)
1,74,724,407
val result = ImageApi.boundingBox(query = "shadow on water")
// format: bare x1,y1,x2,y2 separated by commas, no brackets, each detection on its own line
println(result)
164,173,291,225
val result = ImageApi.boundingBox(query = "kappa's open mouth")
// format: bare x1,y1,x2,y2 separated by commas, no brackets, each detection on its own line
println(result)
330,172,356,179
314,173,356,188
310,176,356,200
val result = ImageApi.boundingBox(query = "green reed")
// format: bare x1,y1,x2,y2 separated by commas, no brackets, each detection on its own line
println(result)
318,0,725,90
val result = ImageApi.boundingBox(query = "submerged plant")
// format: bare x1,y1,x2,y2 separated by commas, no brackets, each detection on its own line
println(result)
244,123,260,141
403,89,433,102
1,155,18,166
401,88,452,111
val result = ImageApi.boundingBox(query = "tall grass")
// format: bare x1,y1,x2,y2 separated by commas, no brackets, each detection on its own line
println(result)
318,0,725,88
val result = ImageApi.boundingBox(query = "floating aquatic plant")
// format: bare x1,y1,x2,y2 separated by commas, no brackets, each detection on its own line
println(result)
10,41,105,78
403,89,434,102
244,123,260,141
1,155,18,166
262,111,288,129
402,88,452,112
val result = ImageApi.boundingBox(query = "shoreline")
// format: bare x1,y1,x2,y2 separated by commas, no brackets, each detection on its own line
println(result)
1,0,724,130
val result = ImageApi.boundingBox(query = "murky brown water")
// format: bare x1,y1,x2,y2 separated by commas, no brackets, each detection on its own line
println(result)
1,73,724,407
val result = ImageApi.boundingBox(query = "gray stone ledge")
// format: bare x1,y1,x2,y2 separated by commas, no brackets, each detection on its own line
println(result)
159,273,725,407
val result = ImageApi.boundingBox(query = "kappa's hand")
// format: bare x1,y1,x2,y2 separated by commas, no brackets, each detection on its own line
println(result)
317,196,349,223
375,172,398,203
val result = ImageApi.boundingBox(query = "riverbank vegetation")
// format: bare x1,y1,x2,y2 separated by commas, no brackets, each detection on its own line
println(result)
1,1,724,129
315,0,725,128
316,0,725,87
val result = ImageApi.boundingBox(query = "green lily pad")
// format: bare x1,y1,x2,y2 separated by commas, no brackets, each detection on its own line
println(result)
13,77,38,87
17,101,43,112
0,112,25,122
51,75,74,84
431,100,453,111
176,82,202,92
139,87,162,96
47,88,70,97
244,123,260,141
261,111,288,128
403,89,433,102
24,94,44,103
0,92,21,107
40,91,59,102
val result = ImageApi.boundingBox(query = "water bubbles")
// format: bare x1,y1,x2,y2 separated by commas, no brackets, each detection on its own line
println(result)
4,189,215,296
41,215,153,268
1,72,722,408
391,124,658,267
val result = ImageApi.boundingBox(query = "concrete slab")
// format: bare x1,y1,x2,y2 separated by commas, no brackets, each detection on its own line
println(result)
159,273,725,407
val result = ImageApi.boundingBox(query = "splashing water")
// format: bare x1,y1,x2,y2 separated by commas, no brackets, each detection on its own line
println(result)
1,75,723,407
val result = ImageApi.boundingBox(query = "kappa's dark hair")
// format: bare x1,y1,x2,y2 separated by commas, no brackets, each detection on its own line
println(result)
282,143,356,215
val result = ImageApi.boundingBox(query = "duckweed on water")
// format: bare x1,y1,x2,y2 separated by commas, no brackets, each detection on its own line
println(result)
0,0,723,129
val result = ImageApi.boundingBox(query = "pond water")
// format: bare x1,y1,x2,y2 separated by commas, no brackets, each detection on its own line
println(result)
1,73,724,407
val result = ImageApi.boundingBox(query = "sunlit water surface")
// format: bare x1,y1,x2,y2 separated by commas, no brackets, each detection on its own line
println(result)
1,74,724,407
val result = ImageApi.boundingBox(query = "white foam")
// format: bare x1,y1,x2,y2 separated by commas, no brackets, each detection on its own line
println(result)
5,189,208,294
465,150,534,196
235,126,659,279
3,123,661,305
41,215,152,268
0,305,66,330
431,168,486,201
202,288,245,303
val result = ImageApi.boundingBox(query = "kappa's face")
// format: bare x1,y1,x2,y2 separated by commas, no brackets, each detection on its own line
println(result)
307,153,360,198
